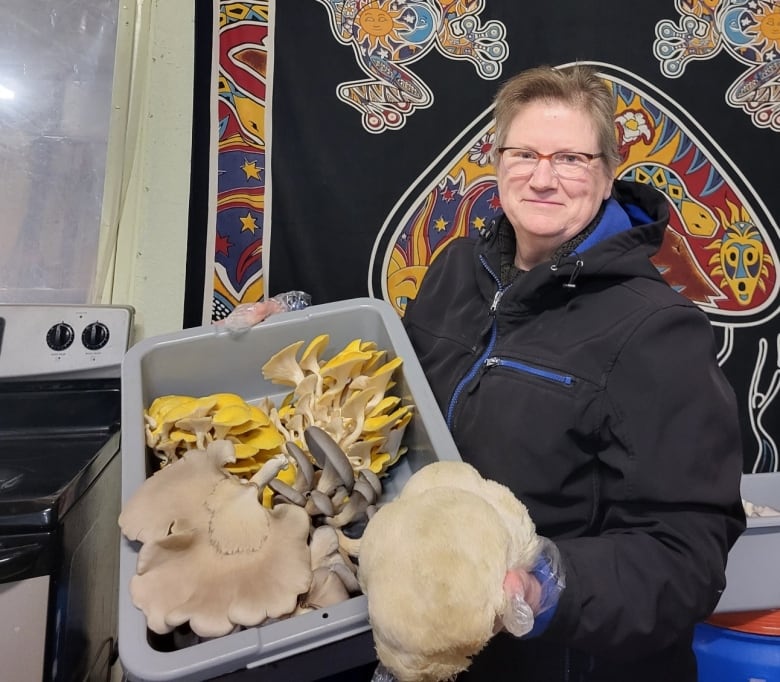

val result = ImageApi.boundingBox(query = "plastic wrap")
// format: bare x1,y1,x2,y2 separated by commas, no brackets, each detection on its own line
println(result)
213,291,312,334
502,537,566,637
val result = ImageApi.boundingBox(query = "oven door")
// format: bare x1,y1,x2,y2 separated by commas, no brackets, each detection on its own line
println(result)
0,532,55,682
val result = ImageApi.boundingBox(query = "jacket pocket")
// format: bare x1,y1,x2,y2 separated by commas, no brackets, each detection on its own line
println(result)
485,357,575,386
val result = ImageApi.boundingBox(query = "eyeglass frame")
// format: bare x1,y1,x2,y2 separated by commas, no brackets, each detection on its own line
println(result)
496,147,606,179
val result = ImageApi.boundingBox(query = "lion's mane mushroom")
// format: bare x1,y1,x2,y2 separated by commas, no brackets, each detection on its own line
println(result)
357,460,541,682
120,445,314,638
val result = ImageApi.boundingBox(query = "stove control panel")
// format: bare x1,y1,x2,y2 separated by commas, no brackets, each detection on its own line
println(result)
0,304,134,380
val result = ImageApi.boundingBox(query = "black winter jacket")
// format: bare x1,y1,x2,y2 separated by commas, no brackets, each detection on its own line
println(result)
402,180,746,682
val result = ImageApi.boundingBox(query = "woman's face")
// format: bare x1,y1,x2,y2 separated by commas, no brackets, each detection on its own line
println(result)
496,100,614,262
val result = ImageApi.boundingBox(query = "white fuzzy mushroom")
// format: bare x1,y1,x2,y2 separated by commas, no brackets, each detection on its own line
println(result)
357,461,541,682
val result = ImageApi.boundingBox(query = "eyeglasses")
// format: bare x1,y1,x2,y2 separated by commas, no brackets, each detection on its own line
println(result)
497,147,605,180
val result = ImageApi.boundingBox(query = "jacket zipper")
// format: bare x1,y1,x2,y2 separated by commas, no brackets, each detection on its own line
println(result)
484,357,574,386
446,257,503,429
446,257,575,429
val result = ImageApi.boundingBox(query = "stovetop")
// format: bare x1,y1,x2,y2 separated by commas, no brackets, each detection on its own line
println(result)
0,304,133,530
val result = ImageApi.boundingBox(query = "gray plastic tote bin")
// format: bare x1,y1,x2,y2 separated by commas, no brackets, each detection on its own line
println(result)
715,472,780,613
118,297,462,681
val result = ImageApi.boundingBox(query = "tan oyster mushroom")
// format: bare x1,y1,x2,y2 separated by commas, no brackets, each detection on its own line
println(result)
128,455,313,638
261,339,307,386
173,414,213,450
119,439,236,543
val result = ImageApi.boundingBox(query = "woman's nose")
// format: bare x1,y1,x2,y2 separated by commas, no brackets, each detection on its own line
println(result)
528,158,558,187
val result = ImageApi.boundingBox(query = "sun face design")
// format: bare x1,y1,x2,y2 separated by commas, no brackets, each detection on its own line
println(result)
758,9,780,44
742,3,780,55
355,1,406,55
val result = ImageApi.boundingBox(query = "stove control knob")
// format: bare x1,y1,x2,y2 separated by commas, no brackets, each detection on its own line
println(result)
46,322,75,351
82,322,110,350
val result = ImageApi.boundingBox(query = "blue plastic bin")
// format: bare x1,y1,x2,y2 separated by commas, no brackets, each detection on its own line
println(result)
694,622,780,682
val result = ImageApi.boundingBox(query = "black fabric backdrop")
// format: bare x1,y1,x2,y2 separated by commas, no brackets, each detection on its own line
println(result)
192,1,780,473
267,2,772,301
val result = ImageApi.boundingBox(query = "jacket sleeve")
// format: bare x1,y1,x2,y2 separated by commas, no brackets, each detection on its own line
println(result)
543,302,746,659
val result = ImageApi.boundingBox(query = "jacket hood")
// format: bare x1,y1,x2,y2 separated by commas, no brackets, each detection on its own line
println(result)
476,179,671,297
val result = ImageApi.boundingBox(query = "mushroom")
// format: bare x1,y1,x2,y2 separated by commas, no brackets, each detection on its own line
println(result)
334,527,362,559
357,461,542,682
305,489,336,517
326,488,371,528
173,415,213,450
299,334,329,374
148,395,218,445
261,340,307,386
297,526,360,612
285,441,315,492
124,454,314,638
304,426,355,496
119,439,236,543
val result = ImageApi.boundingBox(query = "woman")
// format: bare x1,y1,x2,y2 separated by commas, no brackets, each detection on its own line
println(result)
401,64,745,681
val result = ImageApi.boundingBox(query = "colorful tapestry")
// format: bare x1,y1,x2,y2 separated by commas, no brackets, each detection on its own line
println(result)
209,1,780,472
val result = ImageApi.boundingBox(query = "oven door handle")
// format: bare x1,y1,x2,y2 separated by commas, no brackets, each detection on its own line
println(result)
0,543,43,581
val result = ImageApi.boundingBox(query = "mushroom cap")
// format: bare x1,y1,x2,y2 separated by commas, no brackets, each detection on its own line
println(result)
261,340,306,386
119,440,236,544
304,426,355,491
130,475,313,638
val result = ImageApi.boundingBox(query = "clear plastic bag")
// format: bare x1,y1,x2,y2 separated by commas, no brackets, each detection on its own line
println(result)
370,662,399,682
501,537,566,637
213,291,312,334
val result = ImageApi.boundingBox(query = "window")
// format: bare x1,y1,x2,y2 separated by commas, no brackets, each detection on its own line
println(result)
0,1,118,303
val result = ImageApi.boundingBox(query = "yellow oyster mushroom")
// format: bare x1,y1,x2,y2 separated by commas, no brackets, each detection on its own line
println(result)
149,396,218,444
246,403,272,427
239,425,286,452
224,458,262,475
211,404,253,440
299,334,330,374
145,394,189,426
368,396,402,418
169,429,198,446
206,392,249,410
231,442,261,460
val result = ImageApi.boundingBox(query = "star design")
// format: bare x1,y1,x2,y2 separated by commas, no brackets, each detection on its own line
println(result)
240,213,259,233
434,217,448,231
241,159,261,180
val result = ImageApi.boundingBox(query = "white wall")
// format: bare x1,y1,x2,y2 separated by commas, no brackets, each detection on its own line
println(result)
107,0,197,343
